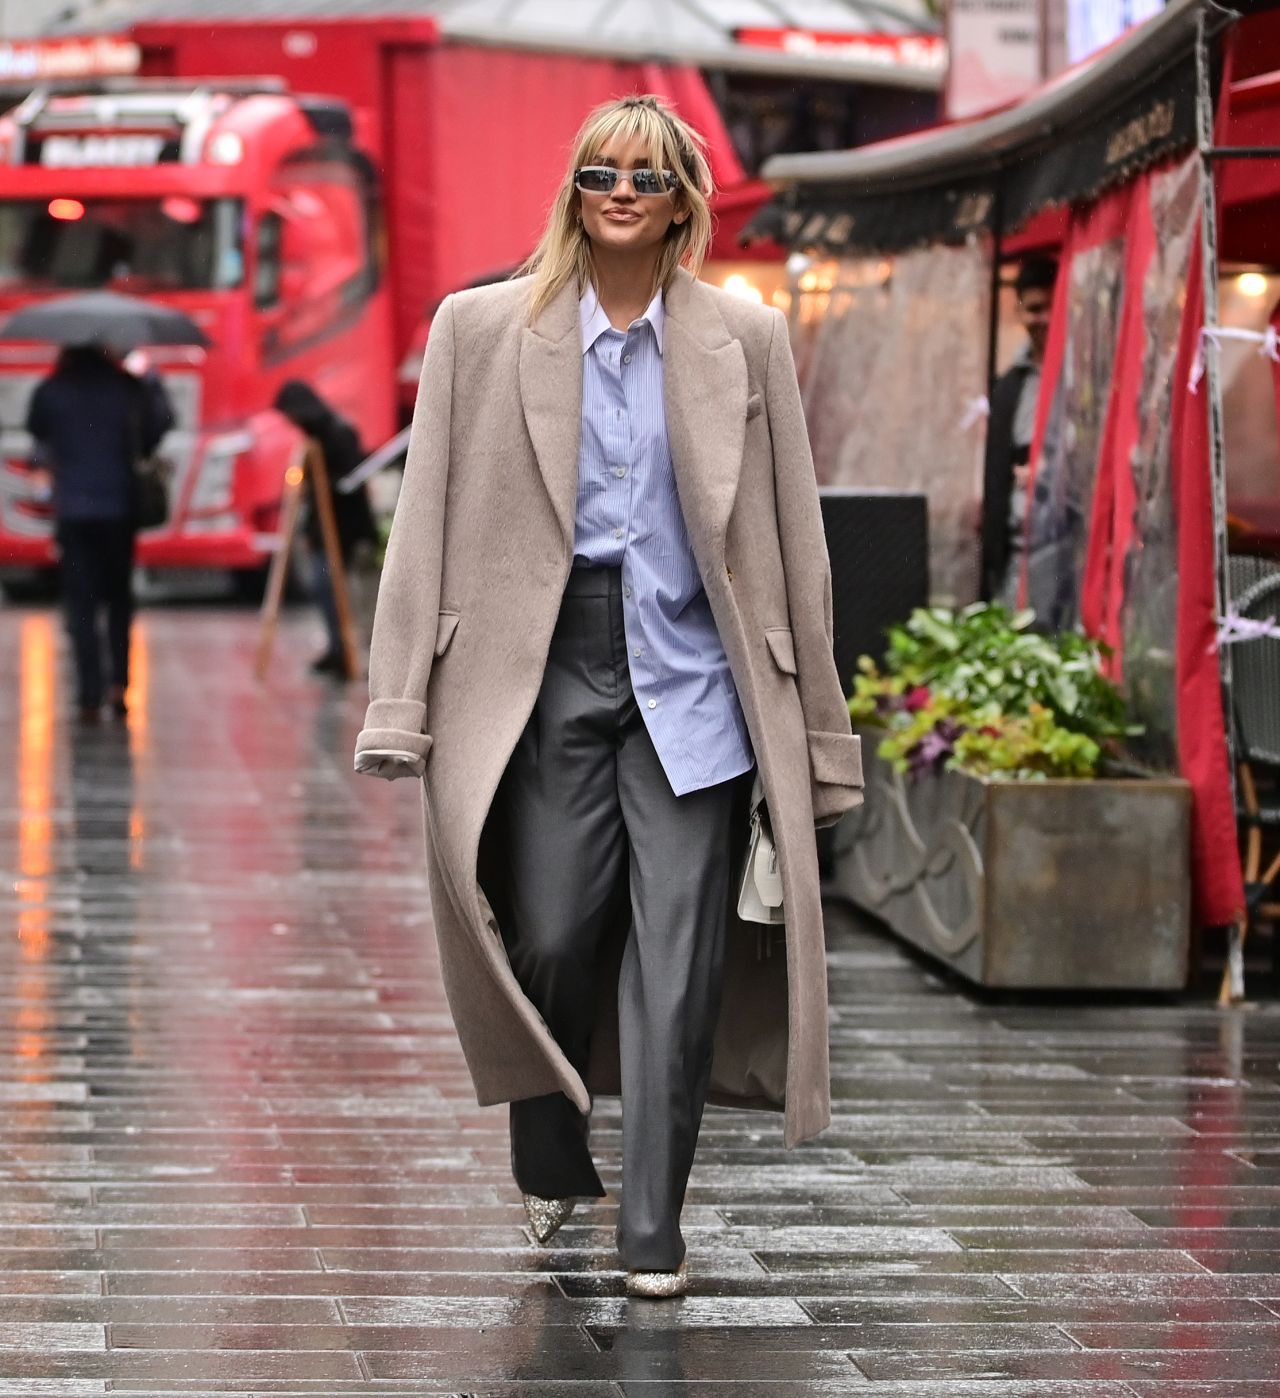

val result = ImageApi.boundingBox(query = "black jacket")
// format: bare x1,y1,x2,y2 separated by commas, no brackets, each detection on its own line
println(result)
980,357,1036,601
275,384,376,561
27,350,174,523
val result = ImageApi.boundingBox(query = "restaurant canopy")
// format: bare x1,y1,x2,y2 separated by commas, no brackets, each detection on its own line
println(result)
751,0,1280,938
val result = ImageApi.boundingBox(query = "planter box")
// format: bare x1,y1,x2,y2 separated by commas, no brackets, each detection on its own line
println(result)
828,737,1193,990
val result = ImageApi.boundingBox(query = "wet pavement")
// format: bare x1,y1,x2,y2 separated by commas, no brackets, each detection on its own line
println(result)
2,603,1280,1395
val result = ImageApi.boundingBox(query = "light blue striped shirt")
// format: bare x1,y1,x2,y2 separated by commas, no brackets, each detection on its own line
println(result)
575,283,753,796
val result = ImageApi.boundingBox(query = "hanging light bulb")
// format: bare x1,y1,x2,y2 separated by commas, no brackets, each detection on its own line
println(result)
1236,272,1269,299
723,273,763,303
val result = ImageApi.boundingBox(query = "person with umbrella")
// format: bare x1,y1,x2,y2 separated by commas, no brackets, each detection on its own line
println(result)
25,340,175,721
2,292,204,719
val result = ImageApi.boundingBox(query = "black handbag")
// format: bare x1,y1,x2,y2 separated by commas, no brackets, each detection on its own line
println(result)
133,454,171,530
128,381,172,530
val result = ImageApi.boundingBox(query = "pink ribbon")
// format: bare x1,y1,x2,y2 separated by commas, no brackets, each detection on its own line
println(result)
1190,324,1280,394
1212,610,1280,652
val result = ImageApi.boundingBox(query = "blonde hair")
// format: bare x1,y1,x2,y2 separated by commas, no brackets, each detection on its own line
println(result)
521,95,714,323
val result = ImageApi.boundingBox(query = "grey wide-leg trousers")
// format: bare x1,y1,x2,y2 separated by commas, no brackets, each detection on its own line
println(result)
492,566,745,1270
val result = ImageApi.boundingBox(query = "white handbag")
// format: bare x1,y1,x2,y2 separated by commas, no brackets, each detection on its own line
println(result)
737,775,785,926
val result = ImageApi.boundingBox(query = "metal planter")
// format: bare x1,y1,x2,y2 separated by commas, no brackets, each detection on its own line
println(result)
828,736,1193,990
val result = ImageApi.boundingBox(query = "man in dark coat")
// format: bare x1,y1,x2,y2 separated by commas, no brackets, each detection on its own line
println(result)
27,343,174,720
273,381,377,674
981,257,1057,604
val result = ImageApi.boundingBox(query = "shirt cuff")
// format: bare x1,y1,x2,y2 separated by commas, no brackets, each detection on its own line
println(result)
354,748,427,780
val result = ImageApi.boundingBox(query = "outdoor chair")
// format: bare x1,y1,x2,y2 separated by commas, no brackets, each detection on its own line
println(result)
1229,560,1280,962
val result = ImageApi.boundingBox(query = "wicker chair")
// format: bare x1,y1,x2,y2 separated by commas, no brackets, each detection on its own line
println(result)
1230,562,1280,947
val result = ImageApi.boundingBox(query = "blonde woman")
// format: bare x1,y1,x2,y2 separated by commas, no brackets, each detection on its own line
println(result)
356,95,863,1297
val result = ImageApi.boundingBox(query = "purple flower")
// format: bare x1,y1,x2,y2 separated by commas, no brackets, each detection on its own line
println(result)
906,718,966,778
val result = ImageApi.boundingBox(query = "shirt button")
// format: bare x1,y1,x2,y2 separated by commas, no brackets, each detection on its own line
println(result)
623,353,632,364
633,647,642,657
647,699,657,710
613,528,623,539
623,586,632,598
615,468,626,478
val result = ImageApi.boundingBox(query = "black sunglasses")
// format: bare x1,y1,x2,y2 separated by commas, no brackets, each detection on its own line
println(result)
574,166,678,197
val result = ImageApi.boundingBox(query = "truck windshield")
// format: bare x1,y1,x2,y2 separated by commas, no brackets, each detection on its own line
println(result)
0,197,243,291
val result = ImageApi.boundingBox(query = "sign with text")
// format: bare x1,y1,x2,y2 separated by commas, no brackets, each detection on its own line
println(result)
0,37,141,84
946,0,1042,119
735,28,947,75
37,134,168,168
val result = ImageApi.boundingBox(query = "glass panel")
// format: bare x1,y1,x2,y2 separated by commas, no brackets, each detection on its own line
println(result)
791,240,991,606
1024,236,1126,631
0,197,243,292
1118,154,1202,771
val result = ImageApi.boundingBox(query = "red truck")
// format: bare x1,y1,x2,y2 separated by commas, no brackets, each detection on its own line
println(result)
0,17,778,588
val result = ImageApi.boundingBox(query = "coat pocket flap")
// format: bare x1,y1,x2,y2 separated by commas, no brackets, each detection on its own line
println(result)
434,611,460,657
764,626,797,675
808,730,863,789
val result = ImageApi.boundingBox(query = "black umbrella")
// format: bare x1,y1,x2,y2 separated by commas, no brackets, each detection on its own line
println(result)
0,291,210,349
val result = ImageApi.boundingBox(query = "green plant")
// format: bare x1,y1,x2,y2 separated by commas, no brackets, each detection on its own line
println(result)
882,603,1130,741
849,603,1137,781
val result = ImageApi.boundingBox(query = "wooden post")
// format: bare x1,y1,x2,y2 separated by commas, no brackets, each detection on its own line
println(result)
305,439,361,681
254,448,306,682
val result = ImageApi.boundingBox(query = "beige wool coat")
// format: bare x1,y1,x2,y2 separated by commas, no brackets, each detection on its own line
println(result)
355,267,863,1147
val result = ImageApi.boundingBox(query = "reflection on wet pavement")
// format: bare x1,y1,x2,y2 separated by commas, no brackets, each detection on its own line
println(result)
1,606,1279,1394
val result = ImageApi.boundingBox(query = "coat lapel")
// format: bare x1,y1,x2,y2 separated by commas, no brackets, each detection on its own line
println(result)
663,268,748,563
519,280,582,549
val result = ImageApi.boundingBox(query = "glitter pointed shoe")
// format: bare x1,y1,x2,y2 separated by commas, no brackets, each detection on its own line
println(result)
625,1260,689,1299
522,1193,576,1245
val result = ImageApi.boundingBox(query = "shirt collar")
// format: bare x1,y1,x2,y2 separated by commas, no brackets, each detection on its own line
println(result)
579,282,664,356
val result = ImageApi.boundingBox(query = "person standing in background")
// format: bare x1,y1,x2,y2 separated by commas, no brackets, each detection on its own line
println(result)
272,381,377,676
27,342,174,722
981,257,1057,605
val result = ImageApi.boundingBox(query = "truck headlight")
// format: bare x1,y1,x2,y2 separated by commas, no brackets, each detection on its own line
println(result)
190,432,252,514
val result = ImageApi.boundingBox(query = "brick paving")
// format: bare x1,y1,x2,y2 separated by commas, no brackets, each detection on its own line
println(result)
1,603,1279,1395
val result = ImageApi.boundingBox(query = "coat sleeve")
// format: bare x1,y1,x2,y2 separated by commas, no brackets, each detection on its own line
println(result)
354,295,456,778
764,307,864,827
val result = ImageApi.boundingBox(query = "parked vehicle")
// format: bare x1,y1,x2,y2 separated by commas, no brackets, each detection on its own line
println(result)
0,16,779,588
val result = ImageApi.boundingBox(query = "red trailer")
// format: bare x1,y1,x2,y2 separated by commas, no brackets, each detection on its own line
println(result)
0,18,780,584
